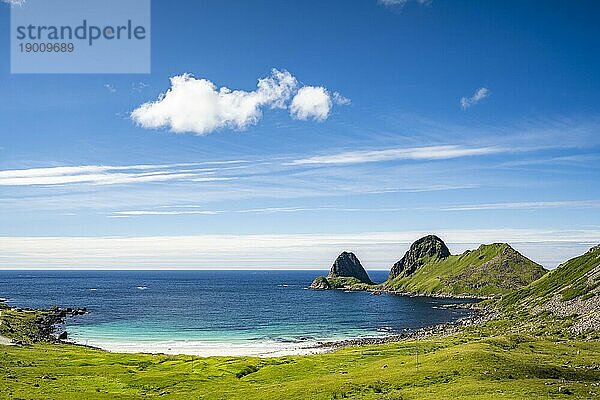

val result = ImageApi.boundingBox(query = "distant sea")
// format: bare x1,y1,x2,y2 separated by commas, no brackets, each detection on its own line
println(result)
0,270,475,356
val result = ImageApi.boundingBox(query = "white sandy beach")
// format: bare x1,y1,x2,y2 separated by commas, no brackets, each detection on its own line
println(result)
0,335,14,346
72,338,331,358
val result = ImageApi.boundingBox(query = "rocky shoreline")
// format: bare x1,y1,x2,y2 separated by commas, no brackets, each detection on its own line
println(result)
0,304,88,345
337,285,495,300
315,303,498,351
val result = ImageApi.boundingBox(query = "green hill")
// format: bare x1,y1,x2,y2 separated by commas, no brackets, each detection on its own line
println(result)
499,244,600,334
383,236,547,297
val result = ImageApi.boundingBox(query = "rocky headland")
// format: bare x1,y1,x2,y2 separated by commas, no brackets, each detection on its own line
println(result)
0,303,88,345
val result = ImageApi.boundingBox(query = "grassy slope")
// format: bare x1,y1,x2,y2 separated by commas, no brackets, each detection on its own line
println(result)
384,244,546,297
500,245,600,308
326,276,373,290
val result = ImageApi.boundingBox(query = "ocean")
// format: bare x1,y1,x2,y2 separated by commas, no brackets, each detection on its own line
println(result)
0,270,476,356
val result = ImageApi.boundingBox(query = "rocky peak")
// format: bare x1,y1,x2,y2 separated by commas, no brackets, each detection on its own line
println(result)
388,235,451,280
329,251,373,284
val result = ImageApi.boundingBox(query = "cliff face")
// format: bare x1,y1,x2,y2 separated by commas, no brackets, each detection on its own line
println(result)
309,251,373,289
388,235,450,280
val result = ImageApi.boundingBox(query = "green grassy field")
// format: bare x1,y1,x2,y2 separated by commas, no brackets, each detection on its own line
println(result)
1,321,599,400
1,299,599,400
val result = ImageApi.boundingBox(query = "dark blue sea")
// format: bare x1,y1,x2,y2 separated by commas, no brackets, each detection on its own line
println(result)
0,270,475,356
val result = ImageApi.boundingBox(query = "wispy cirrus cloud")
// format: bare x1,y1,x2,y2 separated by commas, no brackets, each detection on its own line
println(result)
443,200,600,211
498,154,600,168
111,210,221,217
289,145,501,166
0,163,240,186
111,207,313,217
131,69,349,135
112,197,600,218
110,206,411,218
1,0,26,6
460,87,489,109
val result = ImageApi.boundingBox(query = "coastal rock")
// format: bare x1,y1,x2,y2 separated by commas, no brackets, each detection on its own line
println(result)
309,276,331,290
389,235,450,280
329,251,373,284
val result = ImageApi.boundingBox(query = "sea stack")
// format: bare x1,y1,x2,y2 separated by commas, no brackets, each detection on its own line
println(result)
310,251,373,289
388,235,450,280
330,252,373,284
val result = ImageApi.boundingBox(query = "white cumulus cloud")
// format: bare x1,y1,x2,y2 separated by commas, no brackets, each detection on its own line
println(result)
290,86,331,121
132,69,349,135
131,69,298,135
460,87,489,109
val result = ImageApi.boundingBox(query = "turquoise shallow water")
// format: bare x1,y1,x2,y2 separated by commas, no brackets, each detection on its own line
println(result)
0,270,476,347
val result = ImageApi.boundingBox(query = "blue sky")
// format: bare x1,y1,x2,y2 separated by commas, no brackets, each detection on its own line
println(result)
1,0,599,269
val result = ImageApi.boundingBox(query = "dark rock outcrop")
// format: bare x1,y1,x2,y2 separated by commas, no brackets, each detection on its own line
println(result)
389,235,450,280
309,276,332,290
330,251,373,284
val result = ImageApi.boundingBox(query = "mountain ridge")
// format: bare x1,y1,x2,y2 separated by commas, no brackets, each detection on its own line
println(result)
384,239,547,297
498,243,600,334
309,235,547,297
